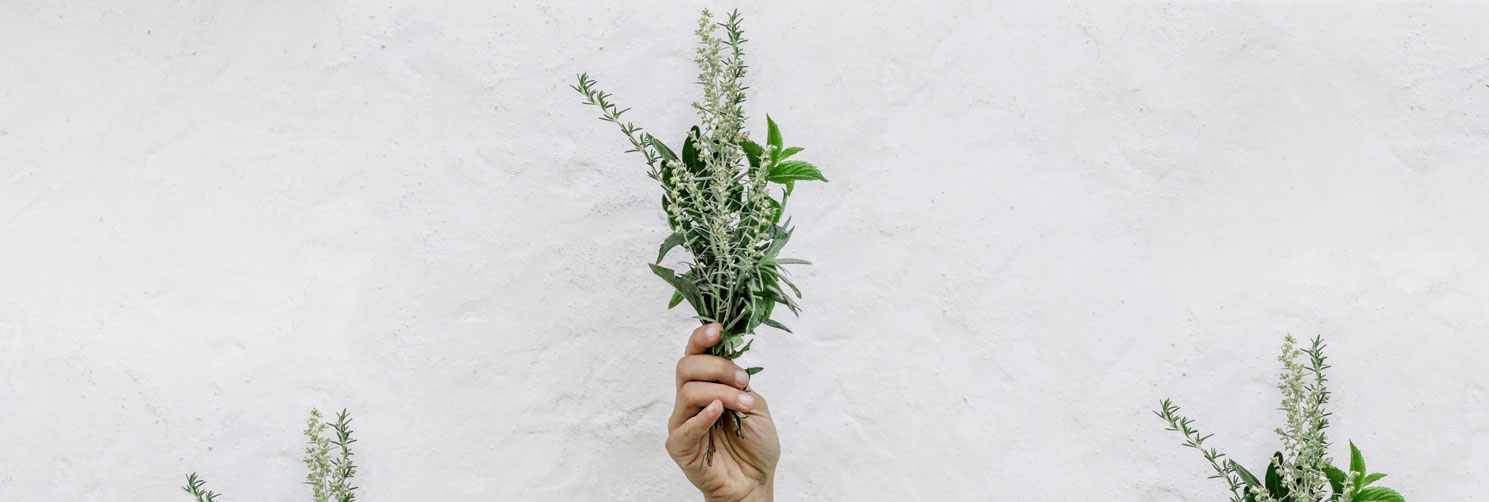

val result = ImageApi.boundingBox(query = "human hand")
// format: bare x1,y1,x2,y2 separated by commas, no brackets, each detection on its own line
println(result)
666,323,779,502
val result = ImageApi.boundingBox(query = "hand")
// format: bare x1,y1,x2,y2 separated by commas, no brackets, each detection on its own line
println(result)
666,323,780,502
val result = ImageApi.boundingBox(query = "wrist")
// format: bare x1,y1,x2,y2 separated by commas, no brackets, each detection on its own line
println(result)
706,478,773,502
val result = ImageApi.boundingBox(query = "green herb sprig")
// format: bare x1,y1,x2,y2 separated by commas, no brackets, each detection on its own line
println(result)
1156,336,1405,502
572,9,826,465
182,408,360,502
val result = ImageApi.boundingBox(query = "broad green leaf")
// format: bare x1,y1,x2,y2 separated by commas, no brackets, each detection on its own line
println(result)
1350,442,1366,476
682,126,703,171
1324,465,1347,495
766,115,782,150
767,160,828,184
1359,473,1386,488
648,135,677,162
1353,487,1404,502
763,195,783,224
1265,453,1283,495
741,138,764,168
760,318,792,333
1231,461,1261,488
775,146,804,162
657,232,685,264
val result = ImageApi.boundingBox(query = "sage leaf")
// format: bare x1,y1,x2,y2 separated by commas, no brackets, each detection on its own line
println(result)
657,232,685,264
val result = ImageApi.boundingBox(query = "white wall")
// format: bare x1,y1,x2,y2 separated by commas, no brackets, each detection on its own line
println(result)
2,1,1487,500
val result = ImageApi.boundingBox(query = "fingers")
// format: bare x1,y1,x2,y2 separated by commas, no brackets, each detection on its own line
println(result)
684,323,722,356
675,354,750,390
670,381,756,430
665,399,723,459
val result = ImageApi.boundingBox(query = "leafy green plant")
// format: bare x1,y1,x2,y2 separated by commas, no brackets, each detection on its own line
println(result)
1156,336,1404,502
182,408,359,502
571,9,826,466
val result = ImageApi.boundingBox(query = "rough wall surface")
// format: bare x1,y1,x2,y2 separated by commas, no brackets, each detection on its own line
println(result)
3,1,1488,500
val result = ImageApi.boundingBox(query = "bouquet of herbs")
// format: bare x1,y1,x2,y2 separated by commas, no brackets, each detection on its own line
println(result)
1156,336,1404,502
182,408,360,502
571,8,826,459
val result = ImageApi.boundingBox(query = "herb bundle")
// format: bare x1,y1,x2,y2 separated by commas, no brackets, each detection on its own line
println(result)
571,9,826,463
182,408,360,502
1156,336,1404,502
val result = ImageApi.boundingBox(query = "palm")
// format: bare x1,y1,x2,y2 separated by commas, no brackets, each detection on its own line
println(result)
677,407,779,500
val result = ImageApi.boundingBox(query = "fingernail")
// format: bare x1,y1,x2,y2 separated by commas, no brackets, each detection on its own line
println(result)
707,324,720,338
735,369,749,387
738,393,755,411
708,400,721,413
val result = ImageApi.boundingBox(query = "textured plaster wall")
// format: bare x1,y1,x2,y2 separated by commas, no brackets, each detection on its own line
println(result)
3,1,1488,501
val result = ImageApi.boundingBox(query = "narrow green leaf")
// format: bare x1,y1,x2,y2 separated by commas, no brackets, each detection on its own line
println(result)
745,367,763,375
1350,441,1366,476
667,290,685,309
649,264,701,313
772,257,811,266
760,318,792,333
657,232,685,264
766,115,782,150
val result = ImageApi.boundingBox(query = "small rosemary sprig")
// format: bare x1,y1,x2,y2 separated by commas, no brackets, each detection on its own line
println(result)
182,473,221,502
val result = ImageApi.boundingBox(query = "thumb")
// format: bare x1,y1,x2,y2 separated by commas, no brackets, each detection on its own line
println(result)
666,399,723,459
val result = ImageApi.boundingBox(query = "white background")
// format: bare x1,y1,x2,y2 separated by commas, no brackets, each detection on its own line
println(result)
3,2,1487,500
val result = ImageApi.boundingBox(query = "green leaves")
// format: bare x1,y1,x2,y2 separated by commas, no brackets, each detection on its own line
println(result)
741,138,764,168
650,264,703,313
1156,338,1408,502
767,160,828,184
1353,487,1405,502
182,473,221,502
766,115,783,151
1324,443,1401,502
657,232,685,264
580,12,826,403
755,116,826,195
760,317,792,333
